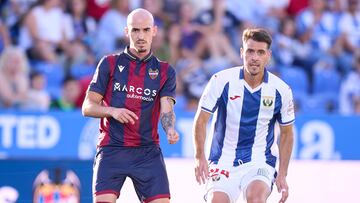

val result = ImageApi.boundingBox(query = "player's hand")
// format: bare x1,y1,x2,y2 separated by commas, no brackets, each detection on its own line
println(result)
275,174,289,203
166,128,179,144
194,155,208,185
111,108,138,124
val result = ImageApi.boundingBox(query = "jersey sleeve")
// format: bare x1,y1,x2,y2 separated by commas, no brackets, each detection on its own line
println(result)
159,65,176,101
199,73,223,114
277,87,295,125
88,56,110,96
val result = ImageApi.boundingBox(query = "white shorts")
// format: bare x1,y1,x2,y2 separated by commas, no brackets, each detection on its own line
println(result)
204,162,276,203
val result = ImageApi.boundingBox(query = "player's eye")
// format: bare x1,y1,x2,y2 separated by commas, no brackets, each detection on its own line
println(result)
246,49,255,54
257,50,266,55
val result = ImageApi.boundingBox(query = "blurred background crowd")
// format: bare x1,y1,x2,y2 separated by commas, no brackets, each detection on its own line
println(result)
0,0,359,115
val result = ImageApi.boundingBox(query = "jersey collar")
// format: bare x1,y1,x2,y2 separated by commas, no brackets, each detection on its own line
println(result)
239,66,269,83
124,46,153,62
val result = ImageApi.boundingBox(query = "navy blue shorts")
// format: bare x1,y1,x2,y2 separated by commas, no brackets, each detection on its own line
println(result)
93,145,170,202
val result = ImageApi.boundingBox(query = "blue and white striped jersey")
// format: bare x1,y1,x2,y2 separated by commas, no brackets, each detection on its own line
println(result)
200,66,295,168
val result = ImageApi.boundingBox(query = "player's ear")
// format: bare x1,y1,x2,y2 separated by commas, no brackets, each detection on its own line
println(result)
125,26,129,37
152,25,158,37
267,49,272,63
240,47,244,59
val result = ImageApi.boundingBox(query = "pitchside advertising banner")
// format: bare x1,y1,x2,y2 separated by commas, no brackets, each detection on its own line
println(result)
0,160,93,203
0,110,359,160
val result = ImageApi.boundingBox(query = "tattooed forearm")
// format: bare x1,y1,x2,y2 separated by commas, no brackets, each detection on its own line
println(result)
161,111,175,133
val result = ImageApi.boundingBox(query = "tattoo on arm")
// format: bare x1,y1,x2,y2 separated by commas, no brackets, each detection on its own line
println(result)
161,97,175,133
161,111,175,133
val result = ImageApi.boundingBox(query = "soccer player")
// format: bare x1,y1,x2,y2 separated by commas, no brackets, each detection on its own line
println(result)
193,28,295,203
82,8,179,203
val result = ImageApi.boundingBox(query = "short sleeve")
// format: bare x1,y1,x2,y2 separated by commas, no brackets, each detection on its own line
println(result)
88,56,110,96
278,87,295,125
199,73,224,114
160,65,176,100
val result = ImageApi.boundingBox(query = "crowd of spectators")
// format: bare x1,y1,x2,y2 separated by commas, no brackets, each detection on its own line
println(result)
0,0,359,115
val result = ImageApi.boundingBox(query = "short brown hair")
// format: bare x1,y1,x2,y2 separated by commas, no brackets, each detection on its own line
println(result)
242,28,272,49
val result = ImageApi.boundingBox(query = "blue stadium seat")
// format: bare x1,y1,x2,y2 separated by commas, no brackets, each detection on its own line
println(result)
70,63,96,79
279,66,309,94
32,61,64,99
279,66,310,113
301,93,338,114
313,68,341,95
312,68,340,113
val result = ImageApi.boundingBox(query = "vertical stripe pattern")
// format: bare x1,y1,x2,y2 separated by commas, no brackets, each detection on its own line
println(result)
209,83,229,163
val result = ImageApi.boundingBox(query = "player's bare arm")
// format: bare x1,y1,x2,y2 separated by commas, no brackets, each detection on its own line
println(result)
276,123,294,203
82,91,138,124
193,109,212,185
160,96,179,144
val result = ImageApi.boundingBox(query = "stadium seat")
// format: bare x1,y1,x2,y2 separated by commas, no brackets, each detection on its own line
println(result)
279,66,309,94
70,63,96,79
32,61,64,99
301,93,338,114
313,68,341,95
279,66,310,114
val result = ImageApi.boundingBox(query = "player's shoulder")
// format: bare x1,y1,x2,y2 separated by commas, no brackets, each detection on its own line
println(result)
100,52,122,61
154,57,176,72
267,71,292,93
212,66,241,80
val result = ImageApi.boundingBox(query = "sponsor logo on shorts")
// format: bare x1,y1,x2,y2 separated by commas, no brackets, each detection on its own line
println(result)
209,168,230,182
257,168,270,180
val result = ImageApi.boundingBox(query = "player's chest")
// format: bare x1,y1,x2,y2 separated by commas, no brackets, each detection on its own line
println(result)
111,62,162,100
226,83,280,118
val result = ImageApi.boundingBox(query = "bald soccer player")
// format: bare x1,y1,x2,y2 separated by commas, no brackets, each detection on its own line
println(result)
82,8,180,203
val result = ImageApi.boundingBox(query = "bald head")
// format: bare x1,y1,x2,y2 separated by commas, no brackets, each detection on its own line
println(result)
125,8,157,57
127,8,154,26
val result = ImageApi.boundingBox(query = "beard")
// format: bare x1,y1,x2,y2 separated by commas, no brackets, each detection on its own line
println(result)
136,40,148,53
138,48,147,53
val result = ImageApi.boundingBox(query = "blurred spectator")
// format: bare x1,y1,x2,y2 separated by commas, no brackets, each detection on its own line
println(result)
0,19,11,52
51,75,81,110
86,0,110,21
286,0,308,17
163,0,182,22
152,26,170,61
296,0,339,54
95,0,130,58
197,0,242,50
0,46,29,108
337,0,360,75
256,0,290,32
21,71,51,111
142,0,171,28
295,0,341,87
4,0,37,44
273,17,311,68
19,0,73,63
75,75,92,108
339,56,360,115
225,0,257,27
64,0,97,66
167,1,208,100
195,0,241,74
168,0,205,64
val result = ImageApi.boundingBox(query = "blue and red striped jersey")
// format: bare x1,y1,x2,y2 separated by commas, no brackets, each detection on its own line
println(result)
89,47,176,147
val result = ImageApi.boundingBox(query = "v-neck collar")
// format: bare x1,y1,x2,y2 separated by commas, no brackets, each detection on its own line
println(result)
239,66,268,93
124,46,153,62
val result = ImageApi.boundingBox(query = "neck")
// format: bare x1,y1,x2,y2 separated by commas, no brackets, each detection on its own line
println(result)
244,69,264,89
